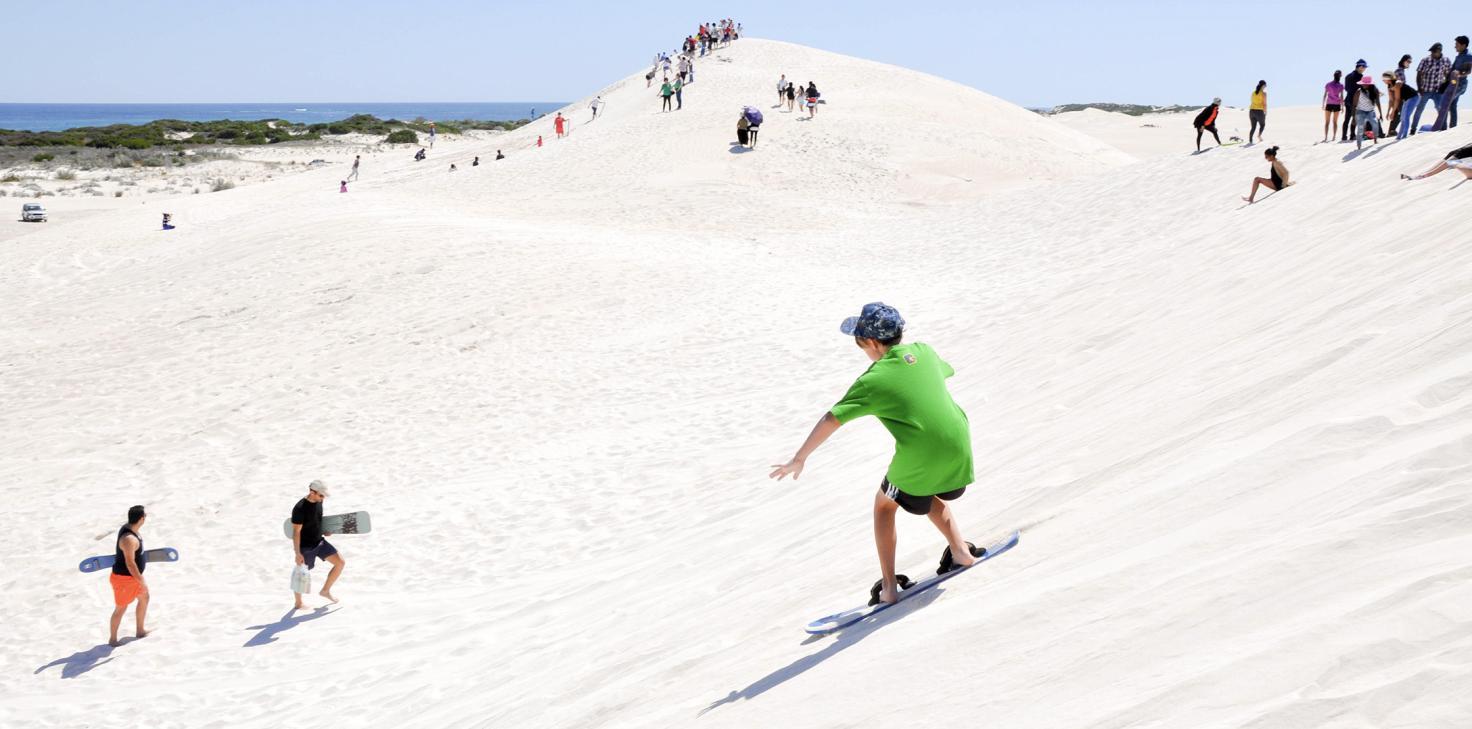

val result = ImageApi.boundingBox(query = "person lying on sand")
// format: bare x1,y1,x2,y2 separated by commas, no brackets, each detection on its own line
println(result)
770,303,983,606
108,505,152,646
1243,146,1292,204
291,480,345,609
1401,143,1472,180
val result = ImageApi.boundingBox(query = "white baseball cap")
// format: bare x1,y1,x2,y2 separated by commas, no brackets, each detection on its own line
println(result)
308,479,330,496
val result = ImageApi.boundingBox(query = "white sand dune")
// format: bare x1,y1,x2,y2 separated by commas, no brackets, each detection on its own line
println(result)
3,38,1471,729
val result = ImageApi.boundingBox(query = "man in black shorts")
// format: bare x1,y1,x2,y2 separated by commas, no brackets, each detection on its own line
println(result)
291,480,345,608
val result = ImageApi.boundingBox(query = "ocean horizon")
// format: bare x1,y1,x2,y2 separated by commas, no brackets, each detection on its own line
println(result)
0,102,568,133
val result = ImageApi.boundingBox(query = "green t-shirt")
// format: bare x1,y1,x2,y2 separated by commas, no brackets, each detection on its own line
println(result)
829,343,973,496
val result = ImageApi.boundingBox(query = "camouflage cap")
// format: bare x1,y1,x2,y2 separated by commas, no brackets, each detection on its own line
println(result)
840,302,905,340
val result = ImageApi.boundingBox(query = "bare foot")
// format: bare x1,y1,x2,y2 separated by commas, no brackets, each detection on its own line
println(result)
319,589,339,604
1241,196,1255,204
877,585,900,605
293,600,306,610
108,638,121,647
135,629,150,640
951,552,978,569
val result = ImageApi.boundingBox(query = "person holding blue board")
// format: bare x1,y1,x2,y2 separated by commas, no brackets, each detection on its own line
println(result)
108,505,152,646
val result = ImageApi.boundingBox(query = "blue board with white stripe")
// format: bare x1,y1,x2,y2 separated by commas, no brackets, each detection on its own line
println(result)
804,530,1019,635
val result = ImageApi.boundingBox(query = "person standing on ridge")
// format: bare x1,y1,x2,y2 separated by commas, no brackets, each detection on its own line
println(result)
1430,70,1462,131
1412,43,1452,135
1352,75,1384,150
1452,36,1471,127
1341,60,1367,141
428,121,436,149
1393,55,1419,140
1193,97,1222,151
554,112,567,139
1323,71,1345,143
1248,80,1268,144
291,480,345,609
107,505,151,647
778,74,788,106
659,78,674,112
1382,71,1403,139
347,154,360,181
1242,146,1291,204
769,303,982,606
674,77,684,111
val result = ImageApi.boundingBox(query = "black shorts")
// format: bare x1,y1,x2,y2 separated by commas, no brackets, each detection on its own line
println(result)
879,479,966,515
1325,103,1342,112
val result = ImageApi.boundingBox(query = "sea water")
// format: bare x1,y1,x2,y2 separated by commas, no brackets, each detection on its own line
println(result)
0,102,566,133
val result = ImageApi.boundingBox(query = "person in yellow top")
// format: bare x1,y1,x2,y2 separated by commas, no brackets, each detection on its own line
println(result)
1249,80,1268,144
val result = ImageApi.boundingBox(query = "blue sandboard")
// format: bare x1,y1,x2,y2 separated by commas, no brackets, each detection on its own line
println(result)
79,547,180,574
804,530,1019,635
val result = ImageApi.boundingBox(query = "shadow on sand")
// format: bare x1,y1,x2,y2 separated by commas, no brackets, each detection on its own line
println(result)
728,143,755,154
699,587,945,716
35,642,120,678
244,606,338,648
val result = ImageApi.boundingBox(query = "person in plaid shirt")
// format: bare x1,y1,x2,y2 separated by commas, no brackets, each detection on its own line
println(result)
1411,42,1453,134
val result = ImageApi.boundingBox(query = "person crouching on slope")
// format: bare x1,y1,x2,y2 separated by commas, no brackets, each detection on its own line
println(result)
769,303,982,605
1194,98,1222,152
1243,146,1291,204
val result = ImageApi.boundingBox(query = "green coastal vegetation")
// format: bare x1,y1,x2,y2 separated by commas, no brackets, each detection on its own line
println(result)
0,114,530,150
1037,103,1196,116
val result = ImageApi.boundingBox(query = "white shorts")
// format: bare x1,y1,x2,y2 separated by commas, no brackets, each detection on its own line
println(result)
1447,158,1472,170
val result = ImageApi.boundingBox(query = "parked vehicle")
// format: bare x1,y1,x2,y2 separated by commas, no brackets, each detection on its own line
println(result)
20,203,47,222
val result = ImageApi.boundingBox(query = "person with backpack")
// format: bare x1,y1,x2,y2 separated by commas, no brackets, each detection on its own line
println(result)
1193,98,1222,152
805,82,819,118
1242,146,1292,204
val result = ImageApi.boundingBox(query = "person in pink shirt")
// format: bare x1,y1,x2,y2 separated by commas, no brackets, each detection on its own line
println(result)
1322,70,1345,142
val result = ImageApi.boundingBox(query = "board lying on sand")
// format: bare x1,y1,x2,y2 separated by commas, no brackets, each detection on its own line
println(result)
282,511,372,539
804,530,1019,635
78,547,180,574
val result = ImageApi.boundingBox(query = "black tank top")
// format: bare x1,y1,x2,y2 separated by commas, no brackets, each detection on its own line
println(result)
111,525,145,576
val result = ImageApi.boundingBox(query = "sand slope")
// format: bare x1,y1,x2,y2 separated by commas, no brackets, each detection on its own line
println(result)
2,39,1471,729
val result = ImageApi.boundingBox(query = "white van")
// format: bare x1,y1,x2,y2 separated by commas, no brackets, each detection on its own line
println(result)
20,203,47,222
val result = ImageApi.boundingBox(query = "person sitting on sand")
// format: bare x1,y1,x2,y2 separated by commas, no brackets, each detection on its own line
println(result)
414,148,426,161
472,156,479,167
496,150,505,160
449,163,457,172
1401,142,1472,180
161,213,174,230
770,303,983,606
1194,98,1222,151
339,180,347,193
1243,146,1292,204
108,505,152,646
291,480,345,609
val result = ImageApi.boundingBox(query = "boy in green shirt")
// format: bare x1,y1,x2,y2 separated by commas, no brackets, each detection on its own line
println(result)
771,302,981,605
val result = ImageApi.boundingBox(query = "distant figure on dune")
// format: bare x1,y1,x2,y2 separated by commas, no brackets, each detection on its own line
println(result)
660,78,674,112
428,122,436,149
1323,71,1345,143
107,505,152,646
674,77,684,110
769,303,983,607
738,106,762,147
472,156,479,166
1352,75,1384,150
1341,60,1368,142
1393,55,1419,140
555,112,567,138
348,154,361,181
1243,146,1291,204
291,480,345,609
339,180,347,193
449,163,457,172
805,82,819,118
161,213,174,230
786,81,797,112
1401,143,1472,180
496,149,505,160
414,148,426,161
646,68,657,88
777,74,788,106
590,96,603,121
1193,98,1222,151
536,135,543,148
1248,80,1268,144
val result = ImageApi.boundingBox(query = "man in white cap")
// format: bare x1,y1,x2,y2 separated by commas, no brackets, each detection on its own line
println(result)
291,480,345,609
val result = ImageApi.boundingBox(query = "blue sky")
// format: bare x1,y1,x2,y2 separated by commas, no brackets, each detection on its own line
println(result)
14,0,1469,107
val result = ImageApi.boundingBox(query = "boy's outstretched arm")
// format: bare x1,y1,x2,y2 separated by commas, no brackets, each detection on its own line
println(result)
770,412,842,481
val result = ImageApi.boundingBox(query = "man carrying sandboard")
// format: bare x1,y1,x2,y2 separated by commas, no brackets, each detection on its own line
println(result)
291,480,346,609
770,303,984,605
108,505,152,646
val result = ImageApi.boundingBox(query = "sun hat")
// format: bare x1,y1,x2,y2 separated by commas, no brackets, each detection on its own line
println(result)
840,302,905,340
1359,75,1375,85
308,479,330,496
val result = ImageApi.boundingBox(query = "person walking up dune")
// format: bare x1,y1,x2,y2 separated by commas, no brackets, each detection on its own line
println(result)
347,154,360,181
805,82,819,118
660,79,674,112
107,505,152,646
1243,146,1291,204
1401,142,1472,180
1352,75,1384,149
777,74,788,106
590,96,603,121
1248,80,1268,144
769,303,981,606
1193,98,1222,151
291,480,345,609
786,82,797,113
1394,55,1420,140
1323,71,1345,142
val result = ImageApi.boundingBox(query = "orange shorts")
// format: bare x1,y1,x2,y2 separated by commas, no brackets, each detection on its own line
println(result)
109,573,142,607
